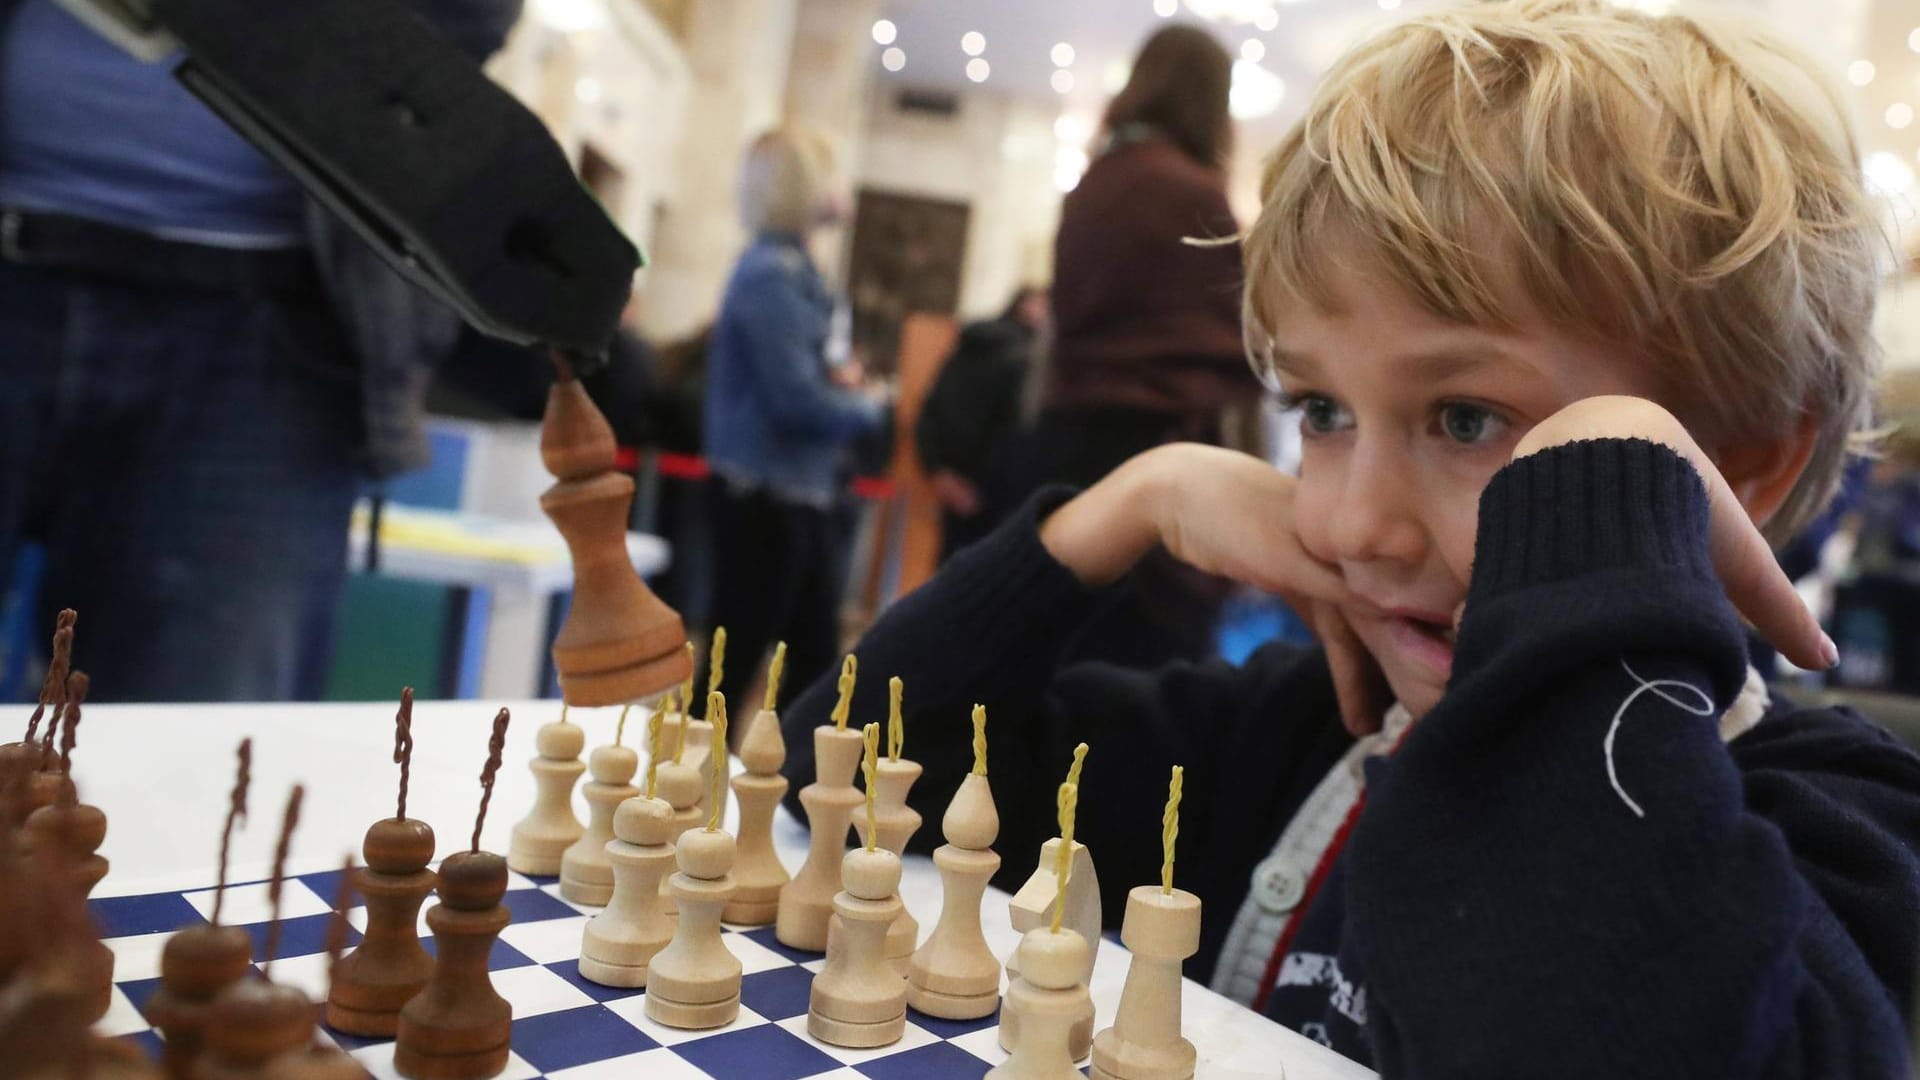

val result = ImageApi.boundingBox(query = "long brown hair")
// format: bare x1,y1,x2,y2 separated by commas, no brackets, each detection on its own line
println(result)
1101,25,1234,170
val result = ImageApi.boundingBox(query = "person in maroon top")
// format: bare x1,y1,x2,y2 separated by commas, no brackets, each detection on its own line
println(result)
994,24,1257,665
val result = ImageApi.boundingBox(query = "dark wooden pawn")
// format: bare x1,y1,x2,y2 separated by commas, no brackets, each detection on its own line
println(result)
393,853,513,1080
325,818,437,1036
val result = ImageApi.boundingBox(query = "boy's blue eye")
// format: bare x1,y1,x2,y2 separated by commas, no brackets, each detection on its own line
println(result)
1296,394,1353,436
1437,402,1506,445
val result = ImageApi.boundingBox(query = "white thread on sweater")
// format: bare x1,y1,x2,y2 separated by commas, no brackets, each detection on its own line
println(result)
1606,659,1714,818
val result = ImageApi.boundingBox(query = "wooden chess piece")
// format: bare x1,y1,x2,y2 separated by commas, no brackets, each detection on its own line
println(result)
22,672,85,824
1002,747,1100,1058
652,732,705,916
148,740,254,1080
647,694,742,1028
195,979,318,1080
687,629,725,824
20,676,109,1023
541,354,691,705
724,646,790,925
908,707,1001,1020
1090,887,1201,1080
395,707,515,1080
578,795,676,987
778,656,866,952
988,927,1095,1080
507,709,585,876
1092,766,1197,1080
329,693,439,1037
808,724,906,1047
2,614,72,828
559,739,639,906
851,677,921,974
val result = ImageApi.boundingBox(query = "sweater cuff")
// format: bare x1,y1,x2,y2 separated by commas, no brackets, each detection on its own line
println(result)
1466,438,1715,610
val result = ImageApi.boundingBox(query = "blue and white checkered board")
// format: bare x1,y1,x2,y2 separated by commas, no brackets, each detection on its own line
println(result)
90,867,1018,1080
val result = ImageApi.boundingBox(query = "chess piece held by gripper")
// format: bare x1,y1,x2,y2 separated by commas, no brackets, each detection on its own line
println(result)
1090,886,1202,1080
327,817,438,1036
507,719,584,876
394,852,513,1080
541,362,691,705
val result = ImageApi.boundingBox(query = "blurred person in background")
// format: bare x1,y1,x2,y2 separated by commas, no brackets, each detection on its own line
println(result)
0,0,521,701
916,285,1047,560
698,127,888,711
1001,24,1258,665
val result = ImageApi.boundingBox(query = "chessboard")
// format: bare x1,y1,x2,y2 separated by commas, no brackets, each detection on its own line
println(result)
92,866,1013,1080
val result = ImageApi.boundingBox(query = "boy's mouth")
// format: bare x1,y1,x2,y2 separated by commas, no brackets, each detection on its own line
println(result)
1382,611,1456,680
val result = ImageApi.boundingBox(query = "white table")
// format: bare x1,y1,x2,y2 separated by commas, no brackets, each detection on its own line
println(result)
46,700,1373,1080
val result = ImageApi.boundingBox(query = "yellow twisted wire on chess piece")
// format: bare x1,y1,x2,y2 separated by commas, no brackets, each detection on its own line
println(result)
764,641,787,713
706,693,729,831
644,698,668,799
862,723,880,852
830,654,858,730
1051,780,1078,934
971,704,988,776
1163,766,1183,895
887,678,904,762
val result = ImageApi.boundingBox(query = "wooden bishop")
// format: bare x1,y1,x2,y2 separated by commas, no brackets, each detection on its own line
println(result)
777,656,866,952
724,644,790,925
907,706,1001,1020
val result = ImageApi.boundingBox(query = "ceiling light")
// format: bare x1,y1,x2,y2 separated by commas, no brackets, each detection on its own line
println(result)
881,47,906,72
1910,27,1920,53
1052,43,1076,67
871,19,896,46
1242,39,1266,62
967,57,991,83
1865,151,1916,198
529,0,606,33
1052,69,1076,94
1055,146,1090,192
962,31,986,56
1847,60,1875,86
1379,0,1401,9
1890,103,1916,130
1104,60,1132,93
1054,113,1092,144
1230,58,1285,120
1255,8,1280,29
1154,0,1178,17
574,77,601,104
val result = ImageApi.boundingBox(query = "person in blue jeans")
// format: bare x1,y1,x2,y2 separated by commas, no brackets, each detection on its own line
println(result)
0,0,520,700
699,126,888,713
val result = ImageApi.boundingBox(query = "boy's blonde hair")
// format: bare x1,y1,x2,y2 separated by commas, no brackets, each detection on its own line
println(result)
739,126,837,235
1245,0,1882,540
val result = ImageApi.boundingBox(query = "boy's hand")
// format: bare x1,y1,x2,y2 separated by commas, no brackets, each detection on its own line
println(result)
1505,396,1837,671
1041,445,1389,732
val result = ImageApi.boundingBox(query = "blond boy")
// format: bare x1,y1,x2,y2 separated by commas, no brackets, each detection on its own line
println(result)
786,1,1919,1072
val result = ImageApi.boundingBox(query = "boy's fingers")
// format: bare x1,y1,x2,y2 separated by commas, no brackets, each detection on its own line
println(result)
1317,605,1386,736
1709,492,1834,671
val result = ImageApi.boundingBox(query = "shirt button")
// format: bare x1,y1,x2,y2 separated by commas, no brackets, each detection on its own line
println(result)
1253,857,1305,914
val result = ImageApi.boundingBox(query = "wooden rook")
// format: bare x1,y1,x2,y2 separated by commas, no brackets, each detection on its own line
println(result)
989,927,1096,1080
1091,766,1198,1080
907,706,1001,1020
541,354,690,705
396,708,515,1080
808,724,907,1047
578,795,676,987
507,708,585,876
559,739,639,906
778,656,866,952
147,740,254,1080
328,690,439,1037
724,644,790,925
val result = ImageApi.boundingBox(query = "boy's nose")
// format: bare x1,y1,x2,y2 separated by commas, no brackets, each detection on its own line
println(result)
1326,456,1428,567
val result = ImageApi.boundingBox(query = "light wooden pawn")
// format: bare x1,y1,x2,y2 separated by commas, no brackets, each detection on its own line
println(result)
644,828,742,1029
807,847,908,1047
657,712,712,817
507,721,584,876
988,927,1094,1080
906,771,1001,1019
578,795,678,987
1001,838,1100,1058
723,707,789,924
652,759,704,914
559,744,639,905
776,725,865,951
852,755,921,975
1090,886,1202,1080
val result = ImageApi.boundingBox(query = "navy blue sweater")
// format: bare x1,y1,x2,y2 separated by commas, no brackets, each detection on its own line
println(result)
780,439,1920,1075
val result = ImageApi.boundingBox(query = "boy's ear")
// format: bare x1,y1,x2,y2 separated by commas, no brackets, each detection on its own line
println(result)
1713,415,1819,528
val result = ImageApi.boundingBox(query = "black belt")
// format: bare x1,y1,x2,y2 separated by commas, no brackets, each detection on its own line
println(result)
0,208,318,298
